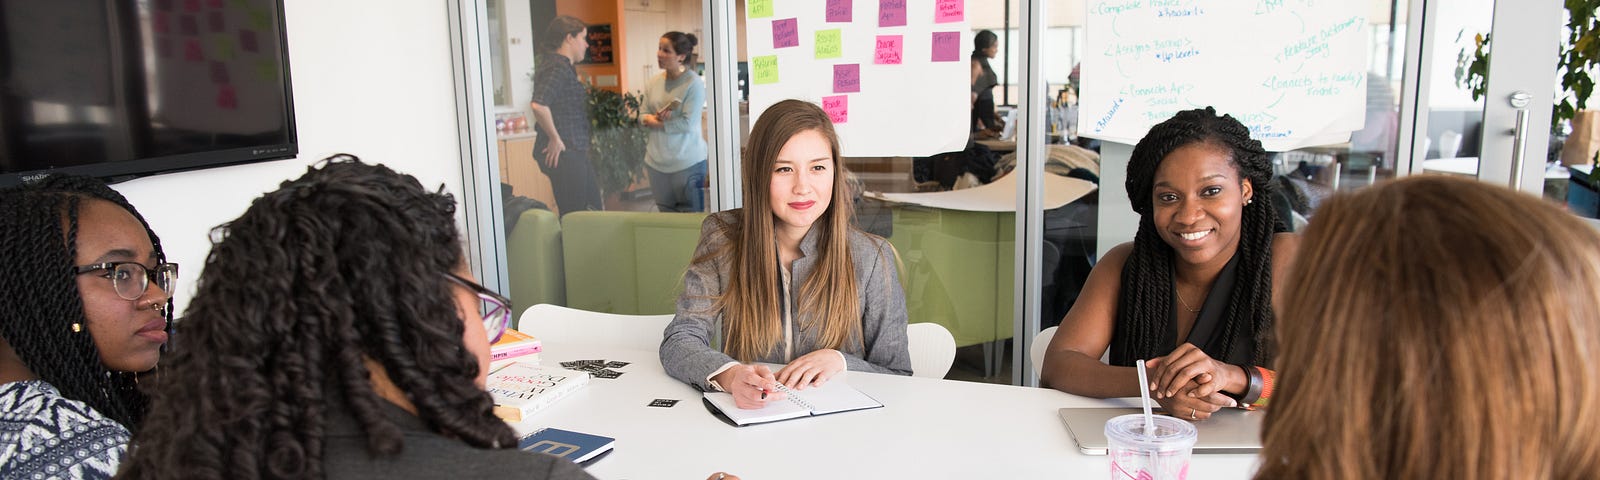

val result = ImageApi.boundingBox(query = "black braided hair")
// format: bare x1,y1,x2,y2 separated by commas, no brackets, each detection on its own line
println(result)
0,175,167,430
120,155,514,480
1109,107,1285,368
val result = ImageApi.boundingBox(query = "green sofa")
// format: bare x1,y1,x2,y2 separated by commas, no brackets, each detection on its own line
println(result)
506,210,708,316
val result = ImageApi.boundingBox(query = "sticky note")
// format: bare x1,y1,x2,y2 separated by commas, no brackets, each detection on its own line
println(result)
935,0,964,23
878,0,906,27
815,29,843,59
183,38,203,62
827,0,852,22
772,18,799,49
823,95,849,124
932,31,960,62
873,35,903,65
752,55,779,84
833,64,860,93
748,0,773,18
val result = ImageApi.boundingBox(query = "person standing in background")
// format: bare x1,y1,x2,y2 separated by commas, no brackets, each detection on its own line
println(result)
970,30,1002,139
528,15,603,215
640,31,708,213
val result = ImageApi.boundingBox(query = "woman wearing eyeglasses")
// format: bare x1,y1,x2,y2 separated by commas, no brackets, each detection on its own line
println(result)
0,175,174,478
119,156,596,480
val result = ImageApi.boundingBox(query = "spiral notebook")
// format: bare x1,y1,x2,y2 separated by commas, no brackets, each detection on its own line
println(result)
702,380,883,426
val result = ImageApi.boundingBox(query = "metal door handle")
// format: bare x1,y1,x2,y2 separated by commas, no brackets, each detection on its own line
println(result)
1509,91,1531,190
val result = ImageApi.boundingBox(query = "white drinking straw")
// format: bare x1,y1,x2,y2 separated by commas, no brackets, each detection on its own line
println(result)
1136,359,1155,436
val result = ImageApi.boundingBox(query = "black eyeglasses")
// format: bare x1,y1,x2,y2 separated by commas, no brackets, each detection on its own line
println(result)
73,262,179,301
446,273,512,344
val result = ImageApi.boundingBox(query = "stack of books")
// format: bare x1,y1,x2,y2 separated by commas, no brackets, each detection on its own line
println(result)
486,361,589,422
490,329,542,363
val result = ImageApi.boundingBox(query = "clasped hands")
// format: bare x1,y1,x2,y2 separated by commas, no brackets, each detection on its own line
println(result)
711,349,845,410
1143,343,1243,421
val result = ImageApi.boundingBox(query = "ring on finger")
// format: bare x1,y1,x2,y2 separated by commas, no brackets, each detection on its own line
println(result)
1190,408,1198,420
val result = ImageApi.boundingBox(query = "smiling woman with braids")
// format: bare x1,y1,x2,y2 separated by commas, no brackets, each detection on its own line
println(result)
118,157,594,480
1040,107,1300,421
0,175,173,478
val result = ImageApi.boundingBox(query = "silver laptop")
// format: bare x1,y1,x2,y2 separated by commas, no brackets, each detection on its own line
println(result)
1058,407,1264,455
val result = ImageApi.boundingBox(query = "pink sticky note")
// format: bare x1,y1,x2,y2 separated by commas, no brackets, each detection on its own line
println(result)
772,18,799,49
216,84,237,110
183,38,204,62
822,95,849,124
827,0,852,22
935,0,964,23
878,0,906,27
183,0,200,12
931,31,960,62
179,14,199,35
874,35,903,65
833,64,861,93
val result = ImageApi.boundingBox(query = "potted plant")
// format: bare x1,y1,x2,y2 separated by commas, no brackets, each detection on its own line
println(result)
1455,1,1598,135
585,86,649,197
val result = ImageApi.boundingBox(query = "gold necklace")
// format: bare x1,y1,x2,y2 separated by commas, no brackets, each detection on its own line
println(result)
1176,289,1202,313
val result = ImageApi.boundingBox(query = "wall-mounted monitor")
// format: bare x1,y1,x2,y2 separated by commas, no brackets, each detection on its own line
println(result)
0,0,296,186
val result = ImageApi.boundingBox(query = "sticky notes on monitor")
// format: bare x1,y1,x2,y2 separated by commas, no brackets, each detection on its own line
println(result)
834,64,861,93
874,35,903,65
816,29,843,59
752,55,780,84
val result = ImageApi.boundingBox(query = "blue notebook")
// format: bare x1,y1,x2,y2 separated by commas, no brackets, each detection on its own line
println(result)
518,428,615,464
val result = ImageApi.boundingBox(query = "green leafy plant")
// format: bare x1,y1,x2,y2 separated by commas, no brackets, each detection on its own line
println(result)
585,85,648,196
1455,1,1600,134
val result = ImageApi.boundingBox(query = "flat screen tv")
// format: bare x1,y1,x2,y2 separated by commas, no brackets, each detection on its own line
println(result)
0,0,296,187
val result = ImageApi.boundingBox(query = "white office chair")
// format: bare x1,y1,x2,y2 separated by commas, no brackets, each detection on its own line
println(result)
906,322,956,379
1030,326,1058,379
516,303,673,351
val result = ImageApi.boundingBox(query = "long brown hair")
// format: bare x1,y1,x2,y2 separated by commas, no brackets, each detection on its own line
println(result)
704,99,862,362
1257,175,1600,479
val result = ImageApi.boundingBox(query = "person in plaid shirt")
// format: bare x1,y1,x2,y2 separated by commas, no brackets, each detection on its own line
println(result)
528,15,602,215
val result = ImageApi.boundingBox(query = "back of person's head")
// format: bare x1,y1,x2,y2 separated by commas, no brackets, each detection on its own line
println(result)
1258,175,1600,479
122,155,512,480
973,30,997,53
1109,107,1283,366
0,174,167,429
662,31,699,67
540,15,586,52
713,99,860,362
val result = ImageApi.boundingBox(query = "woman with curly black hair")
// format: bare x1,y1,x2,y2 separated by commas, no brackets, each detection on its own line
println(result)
1039,108,1300,421
119,156,594,480
0,175,174,478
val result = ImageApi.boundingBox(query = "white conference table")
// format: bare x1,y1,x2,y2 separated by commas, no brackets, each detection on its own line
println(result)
510,342,1260,479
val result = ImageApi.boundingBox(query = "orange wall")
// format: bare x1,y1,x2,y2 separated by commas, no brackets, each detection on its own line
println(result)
557,0,624,93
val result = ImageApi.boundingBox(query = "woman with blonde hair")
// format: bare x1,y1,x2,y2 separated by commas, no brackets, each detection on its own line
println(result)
660,99,910,409
1258,175,1600,479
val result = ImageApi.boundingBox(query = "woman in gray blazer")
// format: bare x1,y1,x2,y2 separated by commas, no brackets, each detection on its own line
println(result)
660,100,911,410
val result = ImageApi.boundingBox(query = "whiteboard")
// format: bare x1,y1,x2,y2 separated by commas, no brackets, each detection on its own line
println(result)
1079,1,1370,151
745,0,972,157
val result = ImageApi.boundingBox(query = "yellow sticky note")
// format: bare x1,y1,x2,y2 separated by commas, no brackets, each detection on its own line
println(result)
815,29,842,59
752,55,780,85
748,0,774,18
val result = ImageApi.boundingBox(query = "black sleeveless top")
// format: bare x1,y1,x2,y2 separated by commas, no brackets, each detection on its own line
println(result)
1160,252,1253,365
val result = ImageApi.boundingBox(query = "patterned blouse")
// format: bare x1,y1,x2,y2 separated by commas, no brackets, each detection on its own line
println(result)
0,380,129,479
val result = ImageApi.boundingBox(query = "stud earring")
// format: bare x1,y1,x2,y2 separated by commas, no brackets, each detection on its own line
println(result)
1245,199,1253,206
71,323,82,333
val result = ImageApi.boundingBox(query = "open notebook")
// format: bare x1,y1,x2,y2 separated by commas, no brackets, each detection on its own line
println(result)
703,379,883,426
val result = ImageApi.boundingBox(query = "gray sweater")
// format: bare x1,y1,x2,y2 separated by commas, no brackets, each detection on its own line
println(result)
660,210,913,390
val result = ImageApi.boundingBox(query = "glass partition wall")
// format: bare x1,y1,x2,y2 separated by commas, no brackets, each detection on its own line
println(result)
452,0,1565,387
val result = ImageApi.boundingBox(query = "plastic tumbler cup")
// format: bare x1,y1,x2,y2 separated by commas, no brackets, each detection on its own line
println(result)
1105,413,1198,480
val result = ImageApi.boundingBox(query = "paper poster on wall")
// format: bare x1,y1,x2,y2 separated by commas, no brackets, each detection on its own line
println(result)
747,0,969,156
1079,2,1369,151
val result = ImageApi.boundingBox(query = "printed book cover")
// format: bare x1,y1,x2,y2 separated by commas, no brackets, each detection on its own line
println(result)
487,362,588,422
519,428,616,464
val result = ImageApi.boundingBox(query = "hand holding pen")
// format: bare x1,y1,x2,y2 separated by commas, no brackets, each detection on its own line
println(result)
711,364,785,410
